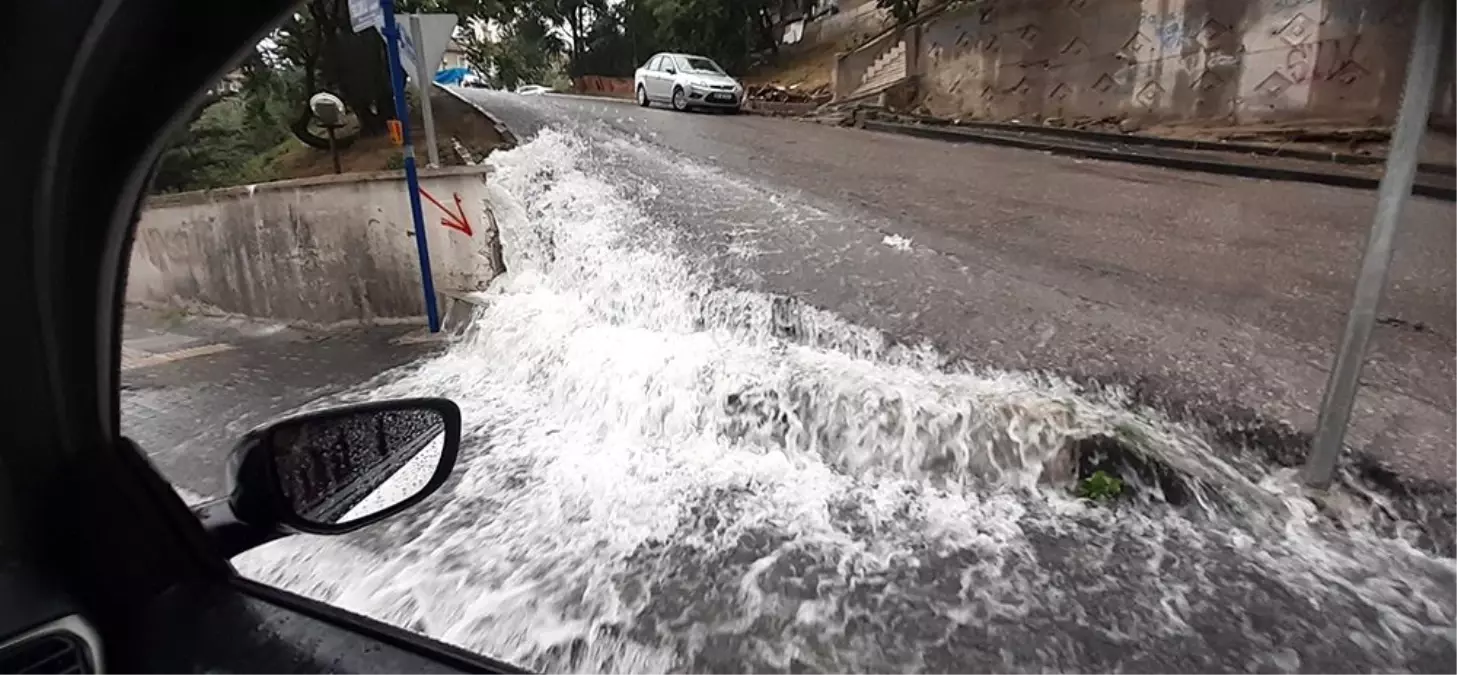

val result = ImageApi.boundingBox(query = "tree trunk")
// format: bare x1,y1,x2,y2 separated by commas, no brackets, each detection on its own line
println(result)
751,6,778,56
313,0,393,137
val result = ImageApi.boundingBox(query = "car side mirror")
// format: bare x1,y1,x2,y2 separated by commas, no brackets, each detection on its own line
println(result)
664,68,676,75
197,398,461,557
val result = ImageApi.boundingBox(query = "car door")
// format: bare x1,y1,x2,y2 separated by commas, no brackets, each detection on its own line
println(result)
644,55,667,100
0,0,520,672
658,55,681,97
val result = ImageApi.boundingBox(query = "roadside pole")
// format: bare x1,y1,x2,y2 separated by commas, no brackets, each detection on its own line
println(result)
1303,0,1444,488
409,14,443,168
380,0,441,333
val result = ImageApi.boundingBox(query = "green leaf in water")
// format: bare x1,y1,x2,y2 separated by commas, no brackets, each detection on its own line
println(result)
1076,470,1125,502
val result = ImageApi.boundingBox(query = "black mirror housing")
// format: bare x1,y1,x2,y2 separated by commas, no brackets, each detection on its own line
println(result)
224,398,461,542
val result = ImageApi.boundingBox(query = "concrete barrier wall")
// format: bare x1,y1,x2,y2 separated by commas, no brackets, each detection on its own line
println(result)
574,75,635,99
128,166,503,325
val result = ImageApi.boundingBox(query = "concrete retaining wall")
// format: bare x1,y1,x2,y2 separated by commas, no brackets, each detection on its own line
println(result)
825,0,1454,127
912,0,1454,126
128,166,504,325
793,0,888,54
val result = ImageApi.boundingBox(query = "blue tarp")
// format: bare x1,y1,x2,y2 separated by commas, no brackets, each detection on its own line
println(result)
434,67,471,85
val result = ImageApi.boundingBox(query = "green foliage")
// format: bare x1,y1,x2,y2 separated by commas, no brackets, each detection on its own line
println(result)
152,91,295,193
633,0,779,73
461,0,781,82
155,0,792,190
1076,470,1125,502
484,13,567,88
876,0,922,25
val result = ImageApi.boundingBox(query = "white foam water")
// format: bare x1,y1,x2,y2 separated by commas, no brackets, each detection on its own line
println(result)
236,130,1455,673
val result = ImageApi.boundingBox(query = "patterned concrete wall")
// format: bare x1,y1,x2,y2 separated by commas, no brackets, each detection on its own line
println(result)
794,0,888,53
915,0,1448,126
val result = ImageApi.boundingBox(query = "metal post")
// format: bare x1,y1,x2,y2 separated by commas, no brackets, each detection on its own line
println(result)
1303,0,1444,488
409,14,442,168
380,0,441,333
326,125,341,174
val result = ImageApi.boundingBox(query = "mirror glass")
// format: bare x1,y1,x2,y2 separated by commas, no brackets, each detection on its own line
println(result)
268,405,448,528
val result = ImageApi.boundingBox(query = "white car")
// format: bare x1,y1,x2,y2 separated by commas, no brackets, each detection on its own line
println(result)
634,52,743,113
515,84,551,95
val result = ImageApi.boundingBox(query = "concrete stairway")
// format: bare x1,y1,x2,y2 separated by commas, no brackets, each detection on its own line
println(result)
852,40,907,98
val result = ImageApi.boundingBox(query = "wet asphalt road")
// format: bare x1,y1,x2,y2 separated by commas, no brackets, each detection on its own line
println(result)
121,309,438,496
454,88,1456,485
117,100,1457,672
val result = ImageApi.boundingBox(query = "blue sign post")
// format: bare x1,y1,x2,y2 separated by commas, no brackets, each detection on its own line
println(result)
378,0,441,333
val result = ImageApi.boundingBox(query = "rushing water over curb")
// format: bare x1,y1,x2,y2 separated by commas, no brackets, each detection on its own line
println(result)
237,130,1455,673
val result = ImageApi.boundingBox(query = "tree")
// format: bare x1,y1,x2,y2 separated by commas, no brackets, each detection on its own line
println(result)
876,0,921,25
571,0,658,75
266,0,497,148
484,14,566,88
637,0,777,73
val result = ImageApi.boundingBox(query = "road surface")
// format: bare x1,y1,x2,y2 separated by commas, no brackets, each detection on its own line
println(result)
458,89,1456,486
121,308,439,497
122,92,1456,673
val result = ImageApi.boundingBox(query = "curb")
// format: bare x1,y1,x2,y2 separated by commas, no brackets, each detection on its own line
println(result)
902,116,1457,176
861,119,1457,201
548,91,636,104
435,84,521,147
556,90,819,117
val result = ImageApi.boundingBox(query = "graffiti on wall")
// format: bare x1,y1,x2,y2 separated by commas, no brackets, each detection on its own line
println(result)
1139,12,1186,50
418,188,472,236
1284,0,1409,27
905,0,1425,125
1287,36,1370,85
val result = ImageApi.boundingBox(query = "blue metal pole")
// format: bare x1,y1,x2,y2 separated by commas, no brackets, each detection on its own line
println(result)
379,0,441,333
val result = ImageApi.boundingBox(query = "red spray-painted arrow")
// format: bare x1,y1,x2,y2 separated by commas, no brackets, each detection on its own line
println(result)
417,187,473,236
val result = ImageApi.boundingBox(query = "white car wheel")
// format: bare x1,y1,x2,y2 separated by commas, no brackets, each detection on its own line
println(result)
671,87,688,112
637,85,649,107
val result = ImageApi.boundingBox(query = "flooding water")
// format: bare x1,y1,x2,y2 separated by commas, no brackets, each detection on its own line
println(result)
236,130,1455,673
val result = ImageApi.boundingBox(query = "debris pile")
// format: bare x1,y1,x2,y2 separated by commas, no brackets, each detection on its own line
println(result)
744,83,832,104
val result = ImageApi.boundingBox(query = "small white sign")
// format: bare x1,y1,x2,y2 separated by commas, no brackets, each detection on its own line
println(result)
782,20,804,45
348,0,382,33
393,14,459,87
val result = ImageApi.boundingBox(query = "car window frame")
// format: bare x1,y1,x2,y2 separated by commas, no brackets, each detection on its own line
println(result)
685,56,722,74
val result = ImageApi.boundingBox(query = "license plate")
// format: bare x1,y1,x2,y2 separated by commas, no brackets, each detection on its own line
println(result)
709,93,734,102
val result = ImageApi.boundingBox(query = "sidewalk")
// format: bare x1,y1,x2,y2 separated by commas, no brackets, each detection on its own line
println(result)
122,308,441,497
850,112,1456,200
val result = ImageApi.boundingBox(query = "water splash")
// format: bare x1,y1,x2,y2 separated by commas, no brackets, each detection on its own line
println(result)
237,129,1455,673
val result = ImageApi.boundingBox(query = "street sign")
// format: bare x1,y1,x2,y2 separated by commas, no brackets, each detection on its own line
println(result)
377,0,442,333
392,13,457,86
348,0,382,32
